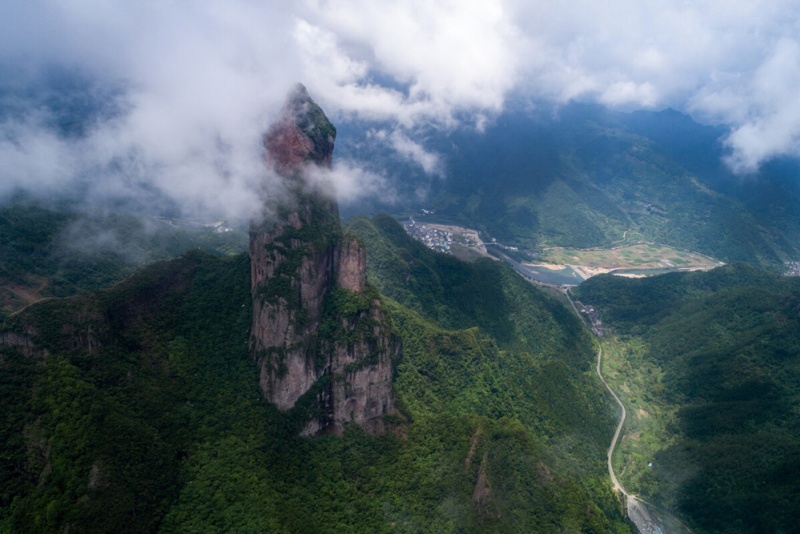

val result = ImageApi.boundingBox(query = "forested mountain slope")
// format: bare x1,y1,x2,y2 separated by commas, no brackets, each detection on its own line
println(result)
1,224,630,532
347,213,617,463
575,264,800,533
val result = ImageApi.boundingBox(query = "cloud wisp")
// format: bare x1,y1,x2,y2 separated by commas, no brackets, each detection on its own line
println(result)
1,0,800,220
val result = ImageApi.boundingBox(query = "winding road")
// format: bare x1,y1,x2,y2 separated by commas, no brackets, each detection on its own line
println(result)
504,258,686,532
595,346,627,496
596,345,683,533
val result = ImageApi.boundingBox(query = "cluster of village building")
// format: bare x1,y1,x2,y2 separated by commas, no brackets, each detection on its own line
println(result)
403,219,455,253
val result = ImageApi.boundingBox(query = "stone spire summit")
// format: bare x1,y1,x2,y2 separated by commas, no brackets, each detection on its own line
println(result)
249,84,398,436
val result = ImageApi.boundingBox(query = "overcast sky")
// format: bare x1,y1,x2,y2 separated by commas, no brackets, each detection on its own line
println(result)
1,0,799,218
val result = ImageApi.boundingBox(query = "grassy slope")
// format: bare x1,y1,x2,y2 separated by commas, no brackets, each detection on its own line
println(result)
1,215,630,532
575,264,800,533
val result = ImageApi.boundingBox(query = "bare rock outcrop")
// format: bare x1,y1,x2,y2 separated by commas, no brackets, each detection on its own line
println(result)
472,453,501,520
249,84,398,435
336,234,366,293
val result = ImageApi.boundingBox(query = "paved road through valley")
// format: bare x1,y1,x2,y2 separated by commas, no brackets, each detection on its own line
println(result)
595,345,681,533
595,346,627,495
504,258,686,533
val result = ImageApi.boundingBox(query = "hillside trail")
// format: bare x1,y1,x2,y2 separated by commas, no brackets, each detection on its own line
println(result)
561,288,628,498
4,276,51,315
596,345,663,533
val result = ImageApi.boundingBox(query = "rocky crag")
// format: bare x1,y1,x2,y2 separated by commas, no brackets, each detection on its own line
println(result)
249,84,397,436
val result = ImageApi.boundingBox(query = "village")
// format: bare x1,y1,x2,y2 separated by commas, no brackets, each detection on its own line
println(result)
785,261,800,276
403,219,453,253
402,218,487,256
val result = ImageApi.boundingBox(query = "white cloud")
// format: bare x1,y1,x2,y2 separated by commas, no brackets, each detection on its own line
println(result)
385,130,443,176
502,0,800,168
2,0,800,211
299,0,519,124
308,159,395,205
0,0,300,219
0,118,77,196
715,39,800,172
299,0,800,170
599,81,658,108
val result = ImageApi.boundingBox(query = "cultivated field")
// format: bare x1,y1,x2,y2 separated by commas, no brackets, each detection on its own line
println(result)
537,243,723,279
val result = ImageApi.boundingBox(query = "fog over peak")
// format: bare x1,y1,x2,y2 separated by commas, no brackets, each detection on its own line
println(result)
1,0,800,219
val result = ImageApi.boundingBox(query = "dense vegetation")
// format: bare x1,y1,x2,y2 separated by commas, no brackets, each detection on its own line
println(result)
6,72,800,533
346,214,589,363
347,214,619,459
575,264,800,533
0,197,246,316
1,213,630,531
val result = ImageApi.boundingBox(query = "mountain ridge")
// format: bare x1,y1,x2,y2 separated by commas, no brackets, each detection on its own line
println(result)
337,103,800,268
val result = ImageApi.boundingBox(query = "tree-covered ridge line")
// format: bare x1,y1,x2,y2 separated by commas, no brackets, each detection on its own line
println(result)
575,264,800,533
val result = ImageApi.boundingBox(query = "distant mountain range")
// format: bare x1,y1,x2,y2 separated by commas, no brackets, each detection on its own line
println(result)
340,103,800,268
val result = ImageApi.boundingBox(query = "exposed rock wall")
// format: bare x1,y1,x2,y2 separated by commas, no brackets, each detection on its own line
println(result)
0,331,38,357
336,234,366,293
249,84,397,435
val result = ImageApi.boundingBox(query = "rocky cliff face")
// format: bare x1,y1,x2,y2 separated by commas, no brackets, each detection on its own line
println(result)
250,84,397,435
